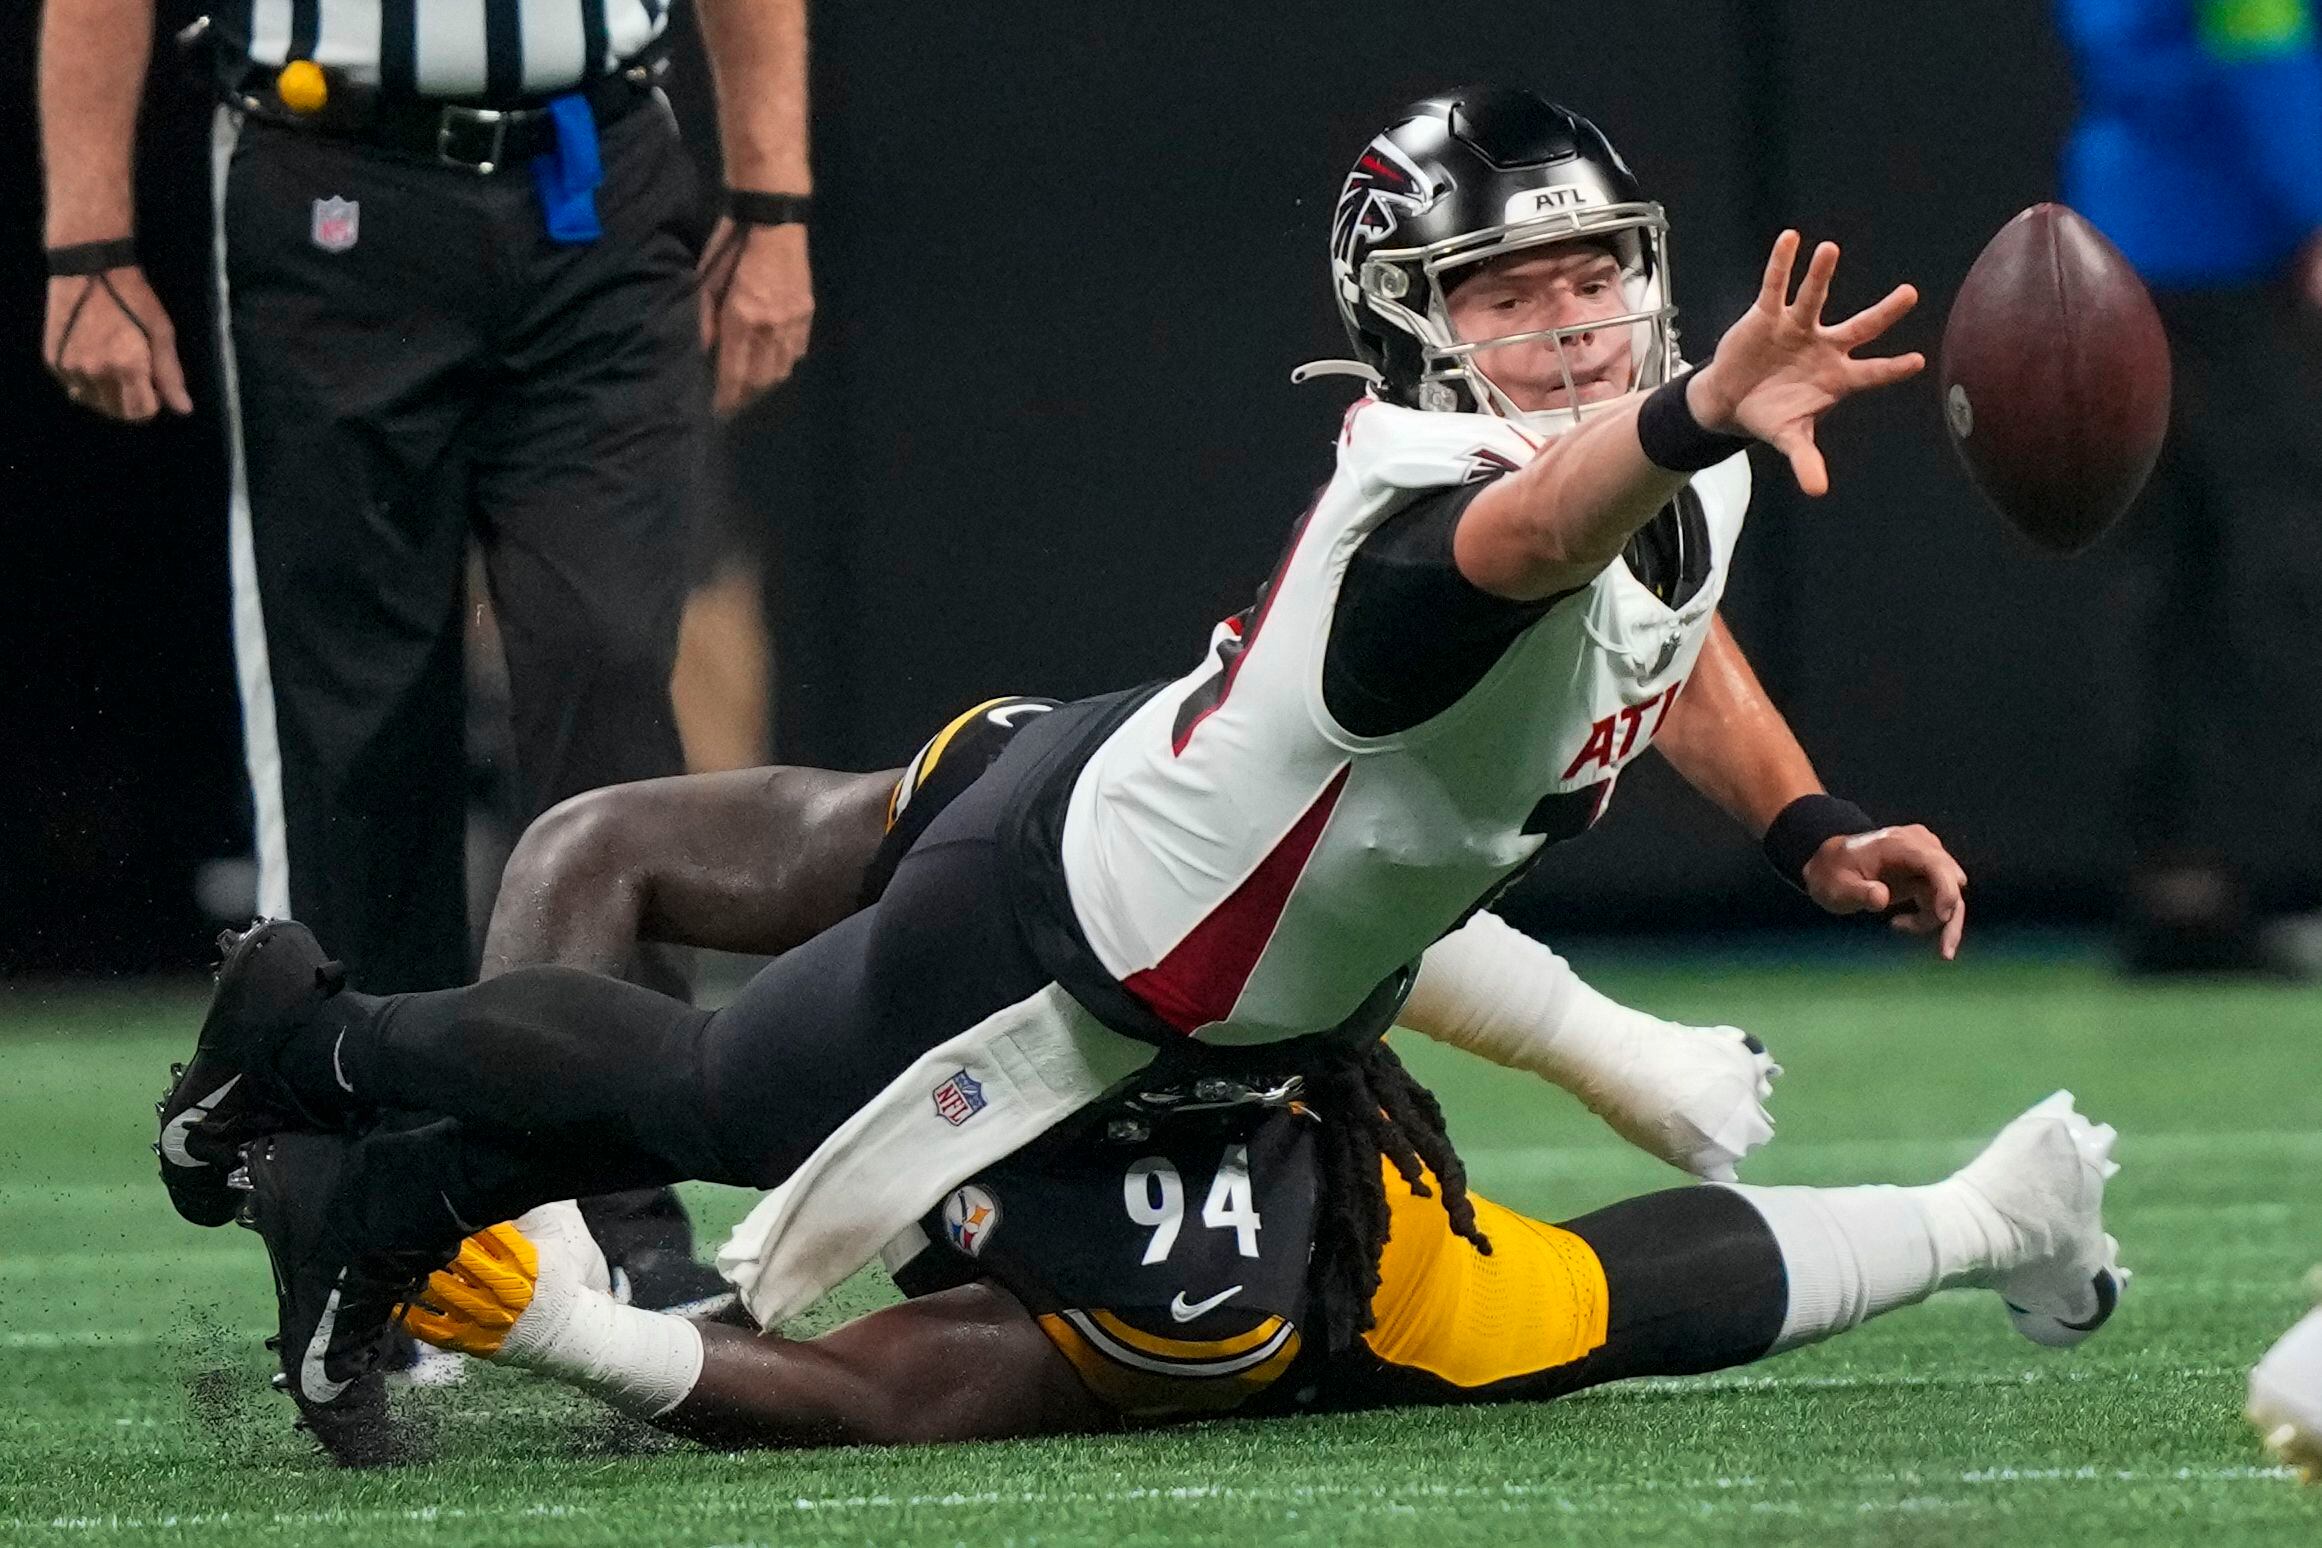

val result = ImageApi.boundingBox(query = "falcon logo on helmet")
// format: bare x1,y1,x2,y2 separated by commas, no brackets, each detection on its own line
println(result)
1306,87,1683,432
1331,138,1440,273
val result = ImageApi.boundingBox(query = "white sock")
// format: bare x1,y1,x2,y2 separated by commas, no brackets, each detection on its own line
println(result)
499,1277,706,1419
1401,911,1777,1179
1720,1179,2027,1352
1401,911,1596,1064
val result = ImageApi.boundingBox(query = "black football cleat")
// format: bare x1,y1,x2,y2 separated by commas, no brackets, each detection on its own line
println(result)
156,920,347,1226
238,1131,437,1467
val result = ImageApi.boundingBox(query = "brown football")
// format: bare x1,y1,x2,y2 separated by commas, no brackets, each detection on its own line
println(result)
1938,203,2171,554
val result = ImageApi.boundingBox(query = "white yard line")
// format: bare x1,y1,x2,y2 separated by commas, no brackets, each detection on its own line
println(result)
1610,1363,2246,1395
6,1465,2299,1533
0,1250,252,1281
0,1329,259,1351
763,1465,2304,1512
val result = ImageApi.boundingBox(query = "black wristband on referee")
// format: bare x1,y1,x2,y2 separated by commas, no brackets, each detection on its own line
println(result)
46,239,138,277
726,190,811,227
1763,793,1880,892
1635,369,1754,473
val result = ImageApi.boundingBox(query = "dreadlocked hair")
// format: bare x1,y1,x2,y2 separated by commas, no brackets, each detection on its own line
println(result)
1303,1039,1490,1353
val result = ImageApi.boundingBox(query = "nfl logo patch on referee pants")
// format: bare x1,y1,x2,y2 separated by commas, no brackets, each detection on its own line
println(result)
310,196,360,253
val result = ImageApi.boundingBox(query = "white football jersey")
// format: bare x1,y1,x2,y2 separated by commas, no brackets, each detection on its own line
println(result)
1058,397,1751,1046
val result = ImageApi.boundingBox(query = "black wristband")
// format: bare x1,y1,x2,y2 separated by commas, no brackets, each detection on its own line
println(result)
47,239,138,277
1635,369,1754,473
726,190,811,227
1763,793,1879,892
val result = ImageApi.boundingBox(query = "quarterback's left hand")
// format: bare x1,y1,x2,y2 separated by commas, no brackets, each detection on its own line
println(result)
1802,824,1968,960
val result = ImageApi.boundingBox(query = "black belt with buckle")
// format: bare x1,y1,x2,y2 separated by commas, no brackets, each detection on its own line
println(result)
194,22,665,174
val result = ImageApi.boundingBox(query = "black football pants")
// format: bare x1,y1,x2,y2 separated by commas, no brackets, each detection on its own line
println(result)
325,696,1068,1253
1307,1185,1790,1412
212,100,702,995
324,702,1079,1255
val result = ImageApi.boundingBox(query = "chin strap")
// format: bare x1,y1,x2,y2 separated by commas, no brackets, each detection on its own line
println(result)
1289,359,1384,387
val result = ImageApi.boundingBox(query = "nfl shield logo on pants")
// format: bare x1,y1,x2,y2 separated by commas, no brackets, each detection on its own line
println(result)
310,196,359,253
931,1069,987,1126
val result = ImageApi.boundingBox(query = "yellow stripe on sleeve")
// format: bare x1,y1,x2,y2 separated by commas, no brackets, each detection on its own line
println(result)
1038,1313,1302,1417
921,697,1016,777
1084,1308,1288,1361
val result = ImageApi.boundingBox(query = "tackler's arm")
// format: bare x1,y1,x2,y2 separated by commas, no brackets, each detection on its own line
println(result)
407,1214,1106,1448
672,1285,1108,1449
480,766,897,979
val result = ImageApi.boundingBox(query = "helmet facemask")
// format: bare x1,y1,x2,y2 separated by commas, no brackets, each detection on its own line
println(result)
1355,203,1680,435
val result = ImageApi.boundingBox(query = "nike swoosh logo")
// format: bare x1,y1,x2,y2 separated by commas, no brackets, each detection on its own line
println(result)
2004,1270,2120,1334
159,1076,242,1168
301,1276,352,1403
1169,1285,1244,1323
987,702,1053,728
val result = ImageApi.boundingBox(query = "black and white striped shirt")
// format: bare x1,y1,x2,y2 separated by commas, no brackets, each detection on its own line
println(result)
215,0,671,101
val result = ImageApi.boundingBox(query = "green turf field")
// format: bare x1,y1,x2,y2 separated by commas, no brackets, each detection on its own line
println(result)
4,950,2319,1546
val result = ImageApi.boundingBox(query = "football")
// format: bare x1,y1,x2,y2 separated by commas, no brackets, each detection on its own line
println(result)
1937,203,2171,554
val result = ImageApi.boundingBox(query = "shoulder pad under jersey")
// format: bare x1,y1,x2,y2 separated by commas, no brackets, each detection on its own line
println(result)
1337,399,1544,498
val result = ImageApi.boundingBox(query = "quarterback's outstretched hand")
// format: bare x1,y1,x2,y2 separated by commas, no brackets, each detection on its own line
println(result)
1686,231,1922,497
1803,823,1969,960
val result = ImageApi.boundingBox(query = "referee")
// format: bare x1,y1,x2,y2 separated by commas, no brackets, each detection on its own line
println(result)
40,0,812,1300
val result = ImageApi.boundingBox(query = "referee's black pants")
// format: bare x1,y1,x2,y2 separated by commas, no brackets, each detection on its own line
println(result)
212,98,703,995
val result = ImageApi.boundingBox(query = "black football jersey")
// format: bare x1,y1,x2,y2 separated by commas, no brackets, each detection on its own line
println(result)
857,696,1060,908
893,1102,1321,1416
866,692,1324,1415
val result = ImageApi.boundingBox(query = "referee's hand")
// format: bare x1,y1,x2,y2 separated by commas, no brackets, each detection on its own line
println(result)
44,265,193,423
698,217,814,416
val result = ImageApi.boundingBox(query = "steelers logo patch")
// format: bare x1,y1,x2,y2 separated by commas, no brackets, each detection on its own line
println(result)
943,1184,1001,1257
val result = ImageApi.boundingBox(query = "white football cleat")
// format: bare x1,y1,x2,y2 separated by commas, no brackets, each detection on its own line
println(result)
2248,1284,2322,1484
1570,1022,1781,1183
1952,1090,2125,1348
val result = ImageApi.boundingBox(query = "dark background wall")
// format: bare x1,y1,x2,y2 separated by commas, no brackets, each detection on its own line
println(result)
7,0,2168,973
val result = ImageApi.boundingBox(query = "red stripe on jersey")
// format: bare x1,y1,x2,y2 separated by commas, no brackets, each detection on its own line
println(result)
1171,502,1320,756
1122,762,1353,1034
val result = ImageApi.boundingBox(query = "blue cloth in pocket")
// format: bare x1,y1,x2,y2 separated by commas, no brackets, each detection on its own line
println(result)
530,92,604,244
